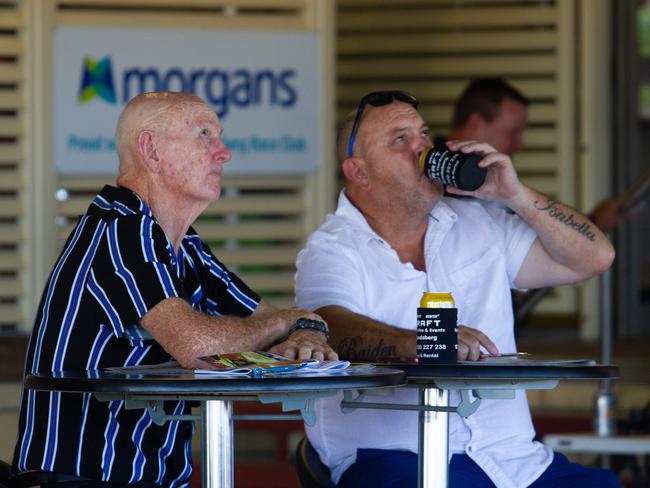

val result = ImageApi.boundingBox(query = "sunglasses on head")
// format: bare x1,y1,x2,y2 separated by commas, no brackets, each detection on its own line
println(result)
347,90,419,158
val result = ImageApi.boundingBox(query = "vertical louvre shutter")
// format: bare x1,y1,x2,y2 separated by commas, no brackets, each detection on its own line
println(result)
337,0,580,322
0,0,25,330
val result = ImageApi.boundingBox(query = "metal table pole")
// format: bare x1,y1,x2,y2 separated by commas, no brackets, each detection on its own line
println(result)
418,387,449,488
201,399,234,487
595,268,615,438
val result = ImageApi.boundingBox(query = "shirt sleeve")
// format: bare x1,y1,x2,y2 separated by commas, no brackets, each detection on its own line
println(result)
295,229,366,313
485,205,537,290
88,214,187,338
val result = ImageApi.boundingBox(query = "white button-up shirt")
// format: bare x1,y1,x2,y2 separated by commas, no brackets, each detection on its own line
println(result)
295,191,553,487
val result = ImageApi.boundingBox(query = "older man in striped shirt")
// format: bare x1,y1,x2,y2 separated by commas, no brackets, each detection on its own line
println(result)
12,92,334,487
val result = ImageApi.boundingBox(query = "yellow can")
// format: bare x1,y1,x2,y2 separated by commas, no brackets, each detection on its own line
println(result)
420,292,454,308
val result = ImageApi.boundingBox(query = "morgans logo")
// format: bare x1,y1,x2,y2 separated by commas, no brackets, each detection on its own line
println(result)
78,56,117,104
77,55,298,119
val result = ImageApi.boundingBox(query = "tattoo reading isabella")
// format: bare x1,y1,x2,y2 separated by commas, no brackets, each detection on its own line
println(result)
534,200,596,241
338,336,396,361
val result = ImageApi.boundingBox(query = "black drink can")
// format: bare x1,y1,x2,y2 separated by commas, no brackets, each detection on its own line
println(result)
416,292,458,364
419,146,487,191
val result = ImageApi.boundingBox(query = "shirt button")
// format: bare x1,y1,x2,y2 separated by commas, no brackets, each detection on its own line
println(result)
467,445,473,452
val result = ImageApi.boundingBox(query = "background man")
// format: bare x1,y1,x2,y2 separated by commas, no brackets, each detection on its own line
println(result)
447,77,641,323
13,92,335,487
295,90,619,487
447,77,637,234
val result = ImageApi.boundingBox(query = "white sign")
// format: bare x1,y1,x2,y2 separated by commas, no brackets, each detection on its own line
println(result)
53,27,321,175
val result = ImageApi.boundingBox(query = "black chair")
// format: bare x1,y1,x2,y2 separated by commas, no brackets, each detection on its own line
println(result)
3,469,118,487
295,436,335,488
0,459,11,488
1,464,161,487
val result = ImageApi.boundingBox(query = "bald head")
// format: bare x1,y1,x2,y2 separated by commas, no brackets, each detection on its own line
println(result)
115,92,208,175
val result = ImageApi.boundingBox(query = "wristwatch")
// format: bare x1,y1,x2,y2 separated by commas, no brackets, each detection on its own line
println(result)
288,318,329,340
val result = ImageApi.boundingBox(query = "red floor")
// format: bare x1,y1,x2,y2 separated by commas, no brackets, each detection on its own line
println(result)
191,462,300,487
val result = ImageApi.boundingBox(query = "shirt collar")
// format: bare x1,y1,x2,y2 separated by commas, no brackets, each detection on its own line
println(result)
336,190,458,246
430,197,458,225
91,185,187,270
91,185,154,219
335,190,381,245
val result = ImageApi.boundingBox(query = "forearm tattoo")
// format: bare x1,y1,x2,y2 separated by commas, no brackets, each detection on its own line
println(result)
534,199,596,241
337,336,396,361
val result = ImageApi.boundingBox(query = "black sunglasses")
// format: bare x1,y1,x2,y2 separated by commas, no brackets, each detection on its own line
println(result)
347,90,419,158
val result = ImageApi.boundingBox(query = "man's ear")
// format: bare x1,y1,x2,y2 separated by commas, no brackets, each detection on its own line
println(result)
465,112,487,136
138,130,160,172
342,157,370,188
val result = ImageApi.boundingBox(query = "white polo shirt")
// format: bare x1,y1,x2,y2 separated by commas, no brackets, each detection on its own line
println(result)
295,191,553,487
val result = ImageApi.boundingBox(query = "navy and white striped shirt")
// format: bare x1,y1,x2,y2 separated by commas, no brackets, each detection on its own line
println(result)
13,185,260,486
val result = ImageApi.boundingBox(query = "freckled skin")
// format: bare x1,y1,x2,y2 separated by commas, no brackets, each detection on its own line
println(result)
155,102,230,206
111,92,338,367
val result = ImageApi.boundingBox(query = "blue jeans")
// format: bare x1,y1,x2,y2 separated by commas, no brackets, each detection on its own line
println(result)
337,449,622,488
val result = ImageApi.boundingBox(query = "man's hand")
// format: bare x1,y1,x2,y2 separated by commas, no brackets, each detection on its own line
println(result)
268,328,338,361
457,325,498,361
444,140,524,204
590,195,644,233
266,306,326,336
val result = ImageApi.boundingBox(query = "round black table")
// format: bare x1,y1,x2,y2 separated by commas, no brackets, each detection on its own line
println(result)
372,361,619,382
26,366,406,488
356,361,620,488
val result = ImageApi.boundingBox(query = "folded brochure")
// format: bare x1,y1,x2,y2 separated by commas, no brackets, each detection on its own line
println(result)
106,351,350,377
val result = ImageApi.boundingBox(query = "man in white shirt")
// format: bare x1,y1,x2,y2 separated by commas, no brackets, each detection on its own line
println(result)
295,91,621,487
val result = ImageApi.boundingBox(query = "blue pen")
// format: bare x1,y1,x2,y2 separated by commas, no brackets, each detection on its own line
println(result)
251,364,303,378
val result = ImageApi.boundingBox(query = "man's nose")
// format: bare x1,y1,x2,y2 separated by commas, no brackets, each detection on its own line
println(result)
214,138,232,164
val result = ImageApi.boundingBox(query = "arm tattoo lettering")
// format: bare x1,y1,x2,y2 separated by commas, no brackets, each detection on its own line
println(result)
337,336,396,361
534,199,596,241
